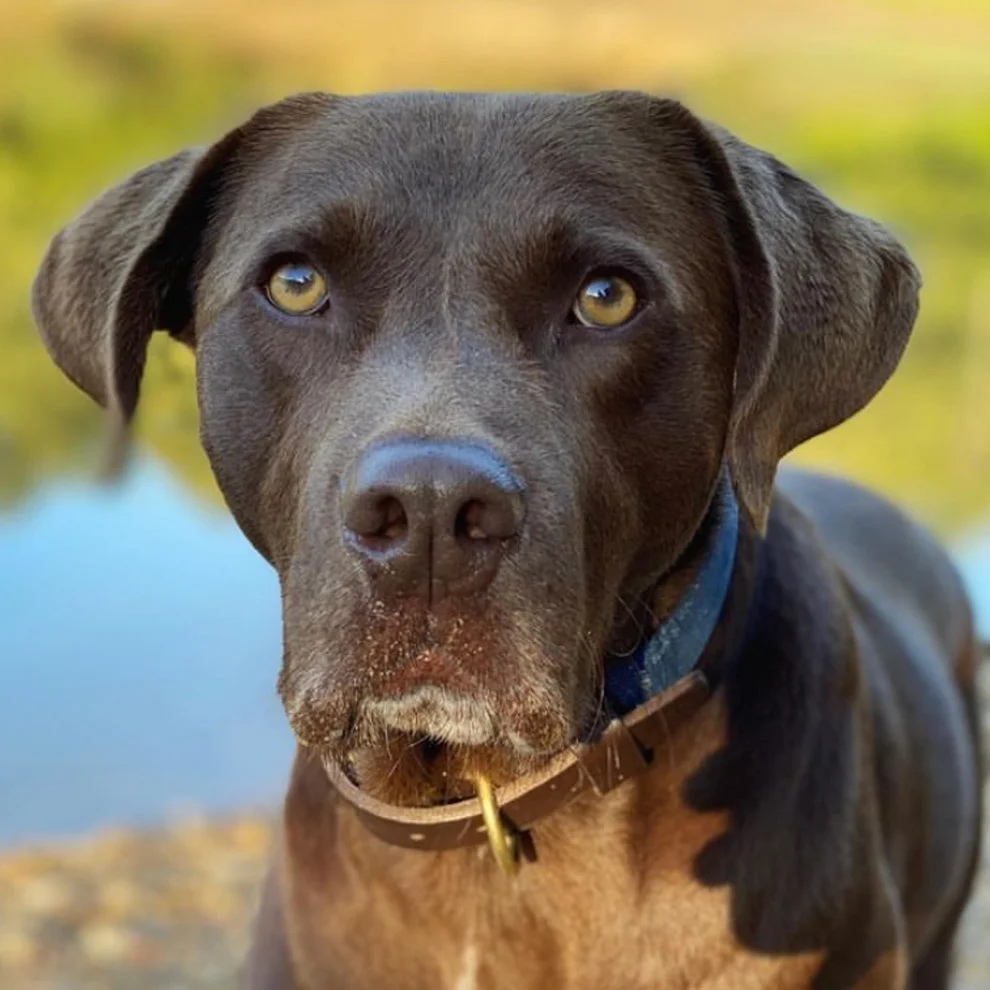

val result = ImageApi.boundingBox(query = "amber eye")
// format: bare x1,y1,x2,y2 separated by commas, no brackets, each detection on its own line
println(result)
265,260,328,315
571,273,639,329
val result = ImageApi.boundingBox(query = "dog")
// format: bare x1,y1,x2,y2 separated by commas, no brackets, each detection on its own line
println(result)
32,91,984,989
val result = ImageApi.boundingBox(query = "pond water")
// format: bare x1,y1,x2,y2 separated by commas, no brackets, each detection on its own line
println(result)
0,459,988,847
0,461,290,847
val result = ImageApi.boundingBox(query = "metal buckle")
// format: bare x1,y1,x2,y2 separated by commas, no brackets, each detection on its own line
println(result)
474,775,519,876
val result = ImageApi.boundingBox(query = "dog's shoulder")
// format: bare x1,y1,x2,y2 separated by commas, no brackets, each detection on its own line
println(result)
769,468,981,955
774,466,973,665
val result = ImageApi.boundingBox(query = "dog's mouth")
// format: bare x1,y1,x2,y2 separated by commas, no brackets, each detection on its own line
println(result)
333,686,562,807
339,730,548,807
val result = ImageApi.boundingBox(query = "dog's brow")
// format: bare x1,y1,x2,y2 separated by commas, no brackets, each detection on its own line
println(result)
231,204,388,286
462,217,685,315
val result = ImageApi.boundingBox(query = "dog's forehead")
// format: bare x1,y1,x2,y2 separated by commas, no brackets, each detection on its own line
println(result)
196,90,725,317
234,91,677,221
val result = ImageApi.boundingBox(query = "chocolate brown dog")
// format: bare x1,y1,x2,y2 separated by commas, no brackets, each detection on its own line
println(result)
32,92,984,989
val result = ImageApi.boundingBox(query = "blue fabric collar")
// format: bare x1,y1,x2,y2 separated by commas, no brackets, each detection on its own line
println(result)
604,478,739,715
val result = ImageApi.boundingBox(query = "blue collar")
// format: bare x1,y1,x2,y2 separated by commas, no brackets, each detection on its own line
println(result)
604,478,739,715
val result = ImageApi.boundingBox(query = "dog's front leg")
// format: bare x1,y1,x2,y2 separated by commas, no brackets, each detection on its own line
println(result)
244,863,300,990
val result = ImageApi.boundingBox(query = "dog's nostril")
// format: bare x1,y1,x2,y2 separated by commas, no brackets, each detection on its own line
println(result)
345,494,409,550
377,497,408,541
455,496,520,544
457,500,492,542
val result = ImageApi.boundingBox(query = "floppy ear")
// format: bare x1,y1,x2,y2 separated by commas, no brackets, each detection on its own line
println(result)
31,93,334,472
654,101,921,532
31,140,237,451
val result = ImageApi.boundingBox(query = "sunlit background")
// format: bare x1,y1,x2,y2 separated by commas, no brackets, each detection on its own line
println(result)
1,0,988,986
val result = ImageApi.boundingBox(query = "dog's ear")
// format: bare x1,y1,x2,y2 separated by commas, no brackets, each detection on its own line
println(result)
31,93,333,472
31,142,233,444
653,100,921,532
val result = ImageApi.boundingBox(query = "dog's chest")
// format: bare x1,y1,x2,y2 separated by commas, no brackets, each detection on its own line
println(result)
304,784,827,990
446,800,826,990
288,698,828,990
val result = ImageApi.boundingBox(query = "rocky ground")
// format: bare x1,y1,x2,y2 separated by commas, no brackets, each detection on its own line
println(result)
3,670,989,989
0,817,270,989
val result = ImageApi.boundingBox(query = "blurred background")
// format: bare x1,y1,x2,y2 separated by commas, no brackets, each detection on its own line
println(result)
0,0,988,986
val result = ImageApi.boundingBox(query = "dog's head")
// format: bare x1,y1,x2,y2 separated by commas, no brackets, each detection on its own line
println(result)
32,92,919,804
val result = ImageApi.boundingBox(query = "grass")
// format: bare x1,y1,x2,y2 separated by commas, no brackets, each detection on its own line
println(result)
1,0,988,531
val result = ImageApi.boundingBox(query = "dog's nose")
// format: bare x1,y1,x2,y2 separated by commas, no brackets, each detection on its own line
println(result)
340,440,525,601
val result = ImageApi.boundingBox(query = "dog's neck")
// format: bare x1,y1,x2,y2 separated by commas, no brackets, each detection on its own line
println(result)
604,475,740,715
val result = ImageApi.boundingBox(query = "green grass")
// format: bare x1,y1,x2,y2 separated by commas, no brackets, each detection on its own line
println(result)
2,2,988,531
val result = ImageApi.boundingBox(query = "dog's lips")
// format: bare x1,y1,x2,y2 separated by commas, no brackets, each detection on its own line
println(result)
284,595,590,802
359,684,498,746
338,731,546,808
332,684,563,807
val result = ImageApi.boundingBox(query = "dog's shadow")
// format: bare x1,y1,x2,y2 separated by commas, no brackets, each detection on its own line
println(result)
680,559,900,990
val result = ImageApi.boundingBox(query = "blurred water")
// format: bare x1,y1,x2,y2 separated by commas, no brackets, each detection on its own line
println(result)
959,531,990,640
0,460,291,846
0,459,987,847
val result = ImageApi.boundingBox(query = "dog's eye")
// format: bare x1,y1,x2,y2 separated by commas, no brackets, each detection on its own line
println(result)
571,273,639,329
265,260,329,316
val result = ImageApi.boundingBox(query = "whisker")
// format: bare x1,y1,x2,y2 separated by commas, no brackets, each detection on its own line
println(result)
578,629,611,735
607,588,651,659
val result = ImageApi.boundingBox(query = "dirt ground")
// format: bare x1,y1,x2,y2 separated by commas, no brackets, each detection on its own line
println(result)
2,670,989,990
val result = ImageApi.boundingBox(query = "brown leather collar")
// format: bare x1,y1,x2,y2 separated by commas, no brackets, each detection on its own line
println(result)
322,670,710,852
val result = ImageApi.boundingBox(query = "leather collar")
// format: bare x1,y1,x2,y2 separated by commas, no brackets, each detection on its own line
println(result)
322,671,710,851
323,476,739,854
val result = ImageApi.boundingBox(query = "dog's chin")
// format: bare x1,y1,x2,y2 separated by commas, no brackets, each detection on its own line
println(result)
341,736,547,807
334,687,563,807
